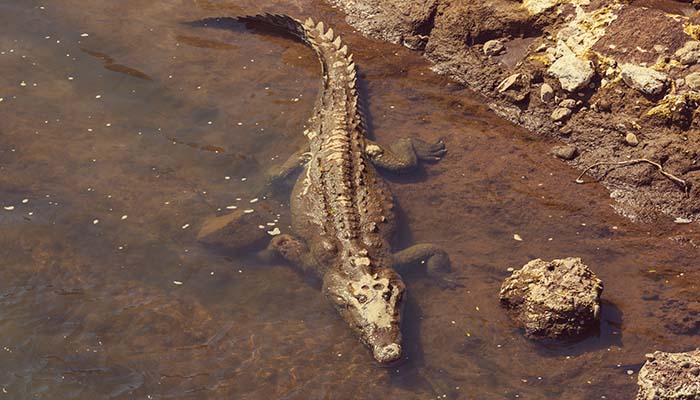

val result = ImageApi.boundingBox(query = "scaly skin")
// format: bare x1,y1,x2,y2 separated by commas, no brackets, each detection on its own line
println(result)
201,14,452,363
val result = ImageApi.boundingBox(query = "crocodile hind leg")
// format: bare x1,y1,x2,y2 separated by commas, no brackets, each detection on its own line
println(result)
365,138,446,172
392,244,459,289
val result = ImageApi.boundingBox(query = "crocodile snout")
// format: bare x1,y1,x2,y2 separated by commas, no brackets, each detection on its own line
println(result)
373,343,402,363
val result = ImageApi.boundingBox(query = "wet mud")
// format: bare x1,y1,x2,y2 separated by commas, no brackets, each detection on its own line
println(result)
1,0,699,399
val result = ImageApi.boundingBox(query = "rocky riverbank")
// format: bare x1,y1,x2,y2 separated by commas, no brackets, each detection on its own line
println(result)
327,0,700,221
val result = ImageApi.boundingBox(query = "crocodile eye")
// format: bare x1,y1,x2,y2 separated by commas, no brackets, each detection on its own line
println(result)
357,295,367,303
382,291,391,301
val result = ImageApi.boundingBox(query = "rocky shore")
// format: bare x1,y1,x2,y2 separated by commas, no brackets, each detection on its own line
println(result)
327,0,700,221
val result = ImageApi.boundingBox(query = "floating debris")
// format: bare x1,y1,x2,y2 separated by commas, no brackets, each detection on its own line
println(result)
93,219,99,224
121,215,128,220
225,205,237,210
243,209,254,214
173,280,183,285
513,234,523,241
3,206,15,211
181,223,190,229
249,198,259,203
80,33,89,37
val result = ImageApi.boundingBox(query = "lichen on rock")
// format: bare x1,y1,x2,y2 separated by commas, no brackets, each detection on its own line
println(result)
499,257,603,339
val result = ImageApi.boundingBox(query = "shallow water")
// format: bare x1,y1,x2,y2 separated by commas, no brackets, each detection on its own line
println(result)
1,1,699,399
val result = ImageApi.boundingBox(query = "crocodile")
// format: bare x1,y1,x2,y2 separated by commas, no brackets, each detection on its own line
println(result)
196,14,453,364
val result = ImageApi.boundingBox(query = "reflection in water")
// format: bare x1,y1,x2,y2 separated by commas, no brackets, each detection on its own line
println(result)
1,0,699,399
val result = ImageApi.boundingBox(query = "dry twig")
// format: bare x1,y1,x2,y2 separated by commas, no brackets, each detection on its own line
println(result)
575,158,688,193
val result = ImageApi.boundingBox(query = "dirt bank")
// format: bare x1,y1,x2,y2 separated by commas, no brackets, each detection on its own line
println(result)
326,0,700,222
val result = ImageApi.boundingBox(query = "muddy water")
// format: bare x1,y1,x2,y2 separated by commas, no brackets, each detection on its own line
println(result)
1,0,699,399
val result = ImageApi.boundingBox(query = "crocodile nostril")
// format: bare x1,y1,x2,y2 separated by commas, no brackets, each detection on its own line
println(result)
357,295,367,303
373,283,384,290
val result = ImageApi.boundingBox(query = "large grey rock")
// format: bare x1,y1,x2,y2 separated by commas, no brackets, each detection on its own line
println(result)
499,257,603,339
547,53,595,92
636,349,700,400
675,41,700,66
685,72,700,91
620,63,669,96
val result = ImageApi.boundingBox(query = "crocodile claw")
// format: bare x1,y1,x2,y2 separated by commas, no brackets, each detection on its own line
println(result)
413,138,447,162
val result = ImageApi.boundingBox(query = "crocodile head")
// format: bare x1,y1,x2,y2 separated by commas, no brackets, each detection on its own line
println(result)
323,265,406,363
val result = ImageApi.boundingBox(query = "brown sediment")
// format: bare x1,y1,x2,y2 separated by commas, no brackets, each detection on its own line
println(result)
1,0,700,398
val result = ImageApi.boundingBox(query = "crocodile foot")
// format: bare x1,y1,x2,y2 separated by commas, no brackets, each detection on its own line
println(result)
413,138,447,162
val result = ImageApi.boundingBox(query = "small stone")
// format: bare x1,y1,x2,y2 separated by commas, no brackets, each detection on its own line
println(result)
596,99,612,112
685,72,700,91
500,258,603,339
674,41,700,65
552,145,578,160
625,132,639,146
483,39,505,56
497,73,521,93
551,107,572,122
636,350,700,400
540,83,554,103
559,99,577,109
620,64,668,96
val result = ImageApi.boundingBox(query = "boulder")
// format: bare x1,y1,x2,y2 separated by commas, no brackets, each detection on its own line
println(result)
620,64,669,96
499,257,603,339
636,350,700,400
547,53,595,92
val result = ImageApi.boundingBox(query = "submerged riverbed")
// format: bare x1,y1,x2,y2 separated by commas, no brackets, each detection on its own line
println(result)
1,0,698,398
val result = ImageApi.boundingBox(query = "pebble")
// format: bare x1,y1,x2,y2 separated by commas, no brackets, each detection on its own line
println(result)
483,39,505,56
552,145,578,160
551,107,572,122
540,83,554,103
685,72,700,91
497,73,521,93
625,132,639,146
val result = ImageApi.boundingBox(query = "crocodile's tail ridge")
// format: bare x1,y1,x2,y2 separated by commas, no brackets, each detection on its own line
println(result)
237,14,357,86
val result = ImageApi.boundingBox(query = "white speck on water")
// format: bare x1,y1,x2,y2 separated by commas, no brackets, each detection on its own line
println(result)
258,225,265,229
225,205,237,210
249,198,259,203
266,222,275,226
224,176,230,180
27,212,34,216
21,199,28,204
121,215,128,220
626,370,634,375
67,76,74,80
3,206,15,211
237,122,243,126
95,94,101,99
93,219,99,224
241,177,247,182
181,223,190,229
243,209,254,214
173,280,183,285
80,33,89,37
105,123,111,127
20,81,26,87
207,121,212,125
513,234,523,241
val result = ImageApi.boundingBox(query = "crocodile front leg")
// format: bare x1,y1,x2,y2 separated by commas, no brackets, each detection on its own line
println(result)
265,146,311,185
365,138,446,172
264,233,320,274
392,244,458,289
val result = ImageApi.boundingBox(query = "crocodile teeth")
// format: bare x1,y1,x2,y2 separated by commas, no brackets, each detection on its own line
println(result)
325,27,334,40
